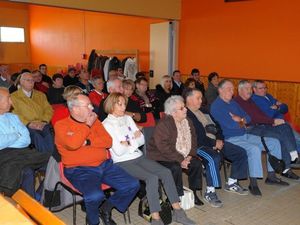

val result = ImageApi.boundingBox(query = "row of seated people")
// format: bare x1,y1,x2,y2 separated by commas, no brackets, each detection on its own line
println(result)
1,68,300,224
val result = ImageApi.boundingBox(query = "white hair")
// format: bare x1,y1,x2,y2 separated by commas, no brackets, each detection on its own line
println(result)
164,95,184,115
107,78,121,93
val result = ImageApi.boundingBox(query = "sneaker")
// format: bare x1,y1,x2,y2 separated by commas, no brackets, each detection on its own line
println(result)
282,169,300,180
224,183,248,195
203,191,223,208
172,208,196,225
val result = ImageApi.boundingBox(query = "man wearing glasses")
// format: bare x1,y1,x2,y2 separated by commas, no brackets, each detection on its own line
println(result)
11,72,55,154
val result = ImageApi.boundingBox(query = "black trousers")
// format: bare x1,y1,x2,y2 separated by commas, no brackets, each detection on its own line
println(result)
158,157,202,196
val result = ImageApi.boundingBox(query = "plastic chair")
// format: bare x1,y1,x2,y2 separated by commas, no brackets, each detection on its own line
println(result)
49,162,83,225
50,162,131,225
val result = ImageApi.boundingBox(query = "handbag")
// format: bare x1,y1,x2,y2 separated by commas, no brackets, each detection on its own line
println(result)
261,137,285,174
179,186,195,210
138,197,172,224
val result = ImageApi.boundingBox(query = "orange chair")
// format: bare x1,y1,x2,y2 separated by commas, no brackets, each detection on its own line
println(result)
50,161,131,225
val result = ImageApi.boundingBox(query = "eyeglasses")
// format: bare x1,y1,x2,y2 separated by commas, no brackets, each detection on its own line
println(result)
76,103,94,110
22,79,34,82
257,87,268,90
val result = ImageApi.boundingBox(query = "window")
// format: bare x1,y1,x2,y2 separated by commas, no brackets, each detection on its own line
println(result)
0,27,25,43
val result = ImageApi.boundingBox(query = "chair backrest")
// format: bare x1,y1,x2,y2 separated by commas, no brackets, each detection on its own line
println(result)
12,189,66,225
137,112,156,127
58,162,81,194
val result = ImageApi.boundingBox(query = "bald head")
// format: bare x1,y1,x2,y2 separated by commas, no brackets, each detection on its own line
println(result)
0,87,12,114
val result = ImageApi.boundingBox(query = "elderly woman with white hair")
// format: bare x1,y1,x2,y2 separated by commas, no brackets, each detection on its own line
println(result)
147,95,203,206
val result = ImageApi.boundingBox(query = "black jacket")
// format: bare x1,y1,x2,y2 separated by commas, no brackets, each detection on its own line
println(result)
186,108,224,148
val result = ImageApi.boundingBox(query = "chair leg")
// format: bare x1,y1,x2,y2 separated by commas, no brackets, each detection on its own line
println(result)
123,211,127,224
72,193,77,225
223,160,228,182
127,209,131,224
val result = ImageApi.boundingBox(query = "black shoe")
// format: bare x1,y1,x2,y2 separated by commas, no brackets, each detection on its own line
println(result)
248,185,262,196
290,158,300,169
99,209,117,225
265,177,289,186
282,169,300,180
193,191,204,206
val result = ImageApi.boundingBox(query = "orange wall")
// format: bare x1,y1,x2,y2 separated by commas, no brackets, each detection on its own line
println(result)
179,0,300,82
29,5,163,73
0,2,31,64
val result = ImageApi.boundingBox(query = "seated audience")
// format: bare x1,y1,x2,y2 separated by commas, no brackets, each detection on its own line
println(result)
63,67,78,87
171,70,184,95
122,79,146,123
135,71,146,80
98,79,146,123
0,64,11,88
211,79,286,196
252,80,300,158
235,80,300,175
8,72,20,93
133,77,159,119
11,72,54,153
184,78,196,89
89,76,107,109
184,88,248,207
190,68,205,96
117,67,126,80
155,75,174,115
39,64,52,86
103,93,196,225
147,96,203,206
0,87,49,198
54,93,139,225
47,73,65,105
205,72,219,106
32,69,49,94
76,69,94,94
103,70,118,94
51,85,83,126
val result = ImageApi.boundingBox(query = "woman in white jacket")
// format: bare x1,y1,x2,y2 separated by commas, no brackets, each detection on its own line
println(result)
102,93,195,225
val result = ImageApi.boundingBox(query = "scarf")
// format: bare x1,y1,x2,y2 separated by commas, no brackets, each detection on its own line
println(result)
174,118,192,158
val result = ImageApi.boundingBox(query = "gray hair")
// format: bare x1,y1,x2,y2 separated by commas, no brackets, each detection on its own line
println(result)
164,95,184,115
238,80,250,92
19,72,32,81
66,94,82,110
252,80,264,88
218,79,232,89
107,78,121,93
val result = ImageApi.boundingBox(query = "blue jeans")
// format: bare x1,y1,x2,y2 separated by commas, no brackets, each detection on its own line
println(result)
247,123,296,168
226,134,282,178
64,159,140,225
28,124,55,154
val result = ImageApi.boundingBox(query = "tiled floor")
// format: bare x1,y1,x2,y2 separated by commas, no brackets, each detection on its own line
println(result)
55,162,300,225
